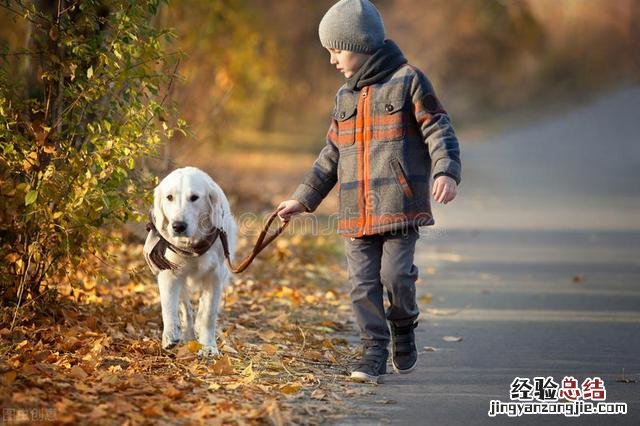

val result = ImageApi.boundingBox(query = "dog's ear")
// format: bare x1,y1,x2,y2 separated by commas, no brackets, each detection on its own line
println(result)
207,181,224,228
153,184,168,230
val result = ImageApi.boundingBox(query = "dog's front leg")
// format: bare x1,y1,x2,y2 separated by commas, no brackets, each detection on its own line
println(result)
158,271,184,349
195,277,224,357
179,288,195,342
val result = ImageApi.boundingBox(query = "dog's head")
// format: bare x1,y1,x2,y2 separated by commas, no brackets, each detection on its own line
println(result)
153,167,225,246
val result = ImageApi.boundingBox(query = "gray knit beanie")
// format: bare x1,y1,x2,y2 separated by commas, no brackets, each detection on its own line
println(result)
318,0,385,54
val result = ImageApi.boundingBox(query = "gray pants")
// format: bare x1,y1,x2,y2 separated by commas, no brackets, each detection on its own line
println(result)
344,227,420,348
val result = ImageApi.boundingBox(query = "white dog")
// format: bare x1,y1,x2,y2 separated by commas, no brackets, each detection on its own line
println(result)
144,167,237,357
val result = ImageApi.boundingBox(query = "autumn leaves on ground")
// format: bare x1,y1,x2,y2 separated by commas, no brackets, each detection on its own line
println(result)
0,150,373,425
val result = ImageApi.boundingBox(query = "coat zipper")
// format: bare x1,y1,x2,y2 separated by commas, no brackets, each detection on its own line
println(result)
362,86,371,234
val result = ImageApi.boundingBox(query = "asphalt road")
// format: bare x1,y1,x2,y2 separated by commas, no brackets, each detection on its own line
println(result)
335,88,640,425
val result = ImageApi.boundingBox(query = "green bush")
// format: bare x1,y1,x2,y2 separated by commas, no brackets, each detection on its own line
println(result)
0,0,183,307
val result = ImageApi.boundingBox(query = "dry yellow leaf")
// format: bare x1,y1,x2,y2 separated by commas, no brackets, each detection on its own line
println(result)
142,405,164,417
43,144,56,154
261,330,277,342
164,385,183,400
187,340,203,353
324,291,337,300
211,354,234,375
262,343,278,355
70,365,88,380
279,382,301,395
304,295,318,304
419,293,433,304
2,371,17,386
4,253,20,264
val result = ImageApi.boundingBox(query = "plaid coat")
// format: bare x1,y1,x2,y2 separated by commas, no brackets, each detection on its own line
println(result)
292,63,462,237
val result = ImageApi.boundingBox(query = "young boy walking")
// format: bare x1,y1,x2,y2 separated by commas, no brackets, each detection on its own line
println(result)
277,0,461,383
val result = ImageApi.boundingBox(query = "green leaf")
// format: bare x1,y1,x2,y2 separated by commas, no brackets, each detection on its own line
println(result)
87,66,94,79
25,190,38,206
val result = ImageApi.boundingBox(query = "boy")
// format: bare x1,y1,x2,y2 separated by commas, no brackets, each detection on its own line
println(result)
276,0,461,383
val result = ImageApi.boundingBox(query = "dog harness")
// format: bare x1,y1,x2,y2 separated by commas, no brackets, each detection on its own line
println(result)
143,210,288,275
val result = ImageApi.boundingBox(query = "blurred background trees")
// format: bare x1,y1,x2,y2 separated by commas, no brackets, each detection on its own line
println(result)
168,0,640,148
4,0,636,151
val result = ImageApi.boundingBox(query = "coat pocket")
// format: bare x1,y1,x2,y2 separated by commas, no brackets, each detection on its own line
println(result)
334,95,358,146
390,159,414,199
374,97,407,142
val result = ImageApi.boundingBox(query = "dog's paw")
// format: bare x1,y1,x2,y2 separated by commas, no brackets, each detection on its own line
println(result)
162,332,181,350
197,345,220,358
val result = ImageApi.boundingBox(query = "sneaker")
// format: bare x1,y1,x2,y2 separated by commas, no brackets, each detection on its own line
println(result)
390,321,418,373
350,346,388,383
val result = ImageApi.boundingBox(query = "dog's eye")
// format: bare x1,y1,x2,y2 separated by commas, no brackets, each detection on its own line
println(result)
166,194,173,201
189,195,199,202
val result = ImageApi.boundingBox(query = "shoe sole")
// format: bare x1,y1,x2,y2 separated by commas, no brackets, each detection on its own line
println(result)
350,371,384,383
392,360,417,374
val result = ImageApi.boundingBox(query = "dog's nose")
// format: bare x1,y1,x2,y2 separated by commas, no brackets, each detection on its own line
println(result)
172,221,188,234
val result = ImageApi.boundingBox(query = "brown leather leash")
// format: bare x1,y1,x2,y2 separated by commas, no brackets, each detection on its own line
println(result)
220,211,289,273
146,210,289,274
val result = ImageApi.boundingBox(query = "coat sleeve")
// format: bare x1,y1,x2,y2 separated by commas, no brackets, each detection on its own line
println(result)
410,70,462,185
291,118,340,212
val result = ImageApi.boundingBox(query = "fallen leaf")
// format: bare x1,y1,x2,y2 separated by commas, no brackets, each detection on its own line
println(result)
70,365,88,380
176,345,196,360
311,389,326,400
279,382,301,395
142,405,164,417
262,343,278,355
261,330,278,342
211,354,234,375
2,371,17,386
572,274,586,283
100,373,119,385
164,385,183,400
419,294,433,304
423,346,437,352
442,336,463,342
187,340,203,353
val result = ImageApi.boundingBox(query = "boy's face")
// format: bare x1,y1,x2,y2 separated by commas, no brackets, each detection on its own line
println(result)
327,48,370,78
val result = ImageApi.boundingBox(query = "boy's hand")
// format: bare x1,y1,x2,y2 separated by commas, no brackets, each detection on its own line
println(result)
432,175,458,204
276,199,307,221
